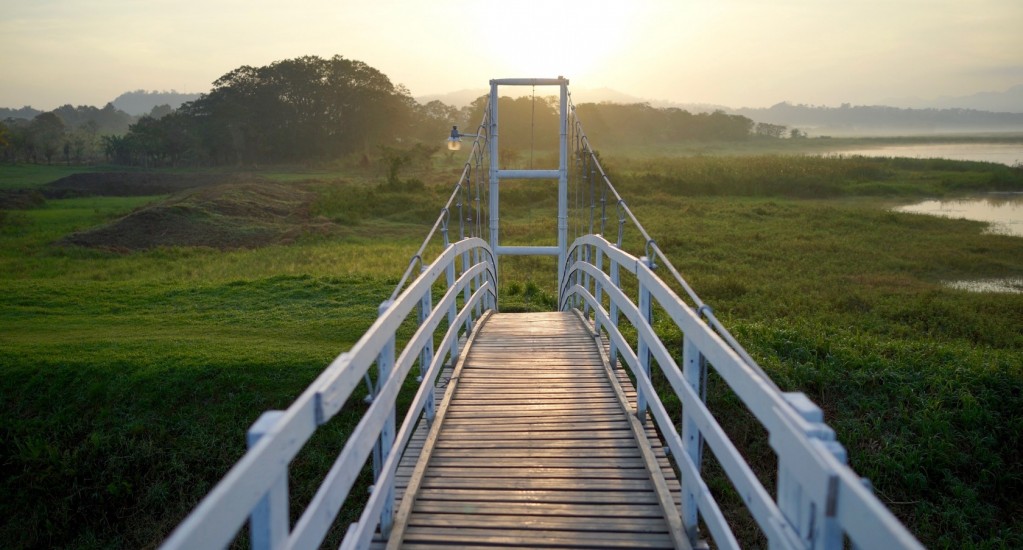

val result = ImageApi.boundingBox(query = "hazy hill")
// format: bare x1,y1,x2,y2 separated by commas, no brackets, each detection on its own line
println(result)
884,84,1023,114
732,102,1023,136
415,86,726,114
0,106,43,120
110,90,201,115
416,87,656,108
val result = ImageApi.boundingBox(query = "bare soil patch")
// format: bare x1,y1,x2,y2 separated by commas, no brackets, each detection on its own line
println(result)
0,189,46,210
60,181,335,251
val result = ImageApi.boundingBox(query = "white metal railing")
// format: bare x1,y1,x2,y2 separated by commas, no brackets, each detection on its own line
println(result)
559,234,924,549
161,237,496,550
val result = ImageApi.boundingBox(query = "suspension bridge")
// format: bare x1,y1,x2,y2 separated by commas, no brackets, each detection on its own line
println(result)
162,78,924,549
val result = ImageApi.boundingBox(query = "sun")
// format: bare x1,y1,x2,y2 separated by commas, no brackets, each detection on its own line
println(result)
481,1,637,82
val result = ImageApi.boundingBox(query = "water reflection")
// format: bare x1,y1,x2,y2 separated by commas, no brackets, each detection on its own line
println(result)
832,142,1023,166
945,278,1023,294
895,194,1023,236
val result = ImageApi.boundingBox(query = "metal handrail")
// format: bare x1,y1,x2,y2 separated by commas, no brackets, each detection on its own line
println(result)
566,97,778,391
161,238,497,550
559,234,923,549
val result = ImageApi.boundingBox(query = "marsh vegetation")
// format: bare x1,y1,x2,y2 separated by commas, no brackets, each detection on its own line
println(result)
1,151,1022,548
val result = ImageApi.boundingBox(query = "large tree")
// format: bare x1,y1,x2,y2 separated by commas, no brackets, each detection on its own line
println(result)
174,55,416,165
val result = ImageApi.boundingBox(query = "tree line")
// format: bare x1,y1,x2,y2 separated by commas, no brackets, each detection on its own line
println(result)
2,55,776,168
0,104,140,164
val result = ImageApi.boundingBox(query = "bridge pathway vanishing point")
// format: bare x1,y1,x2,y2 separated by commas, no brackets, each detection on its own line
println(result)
385,311,686,549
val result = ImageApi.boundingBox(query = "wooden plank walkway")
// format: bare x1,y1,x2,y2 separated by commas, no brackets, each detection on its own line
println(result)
385,311,687,549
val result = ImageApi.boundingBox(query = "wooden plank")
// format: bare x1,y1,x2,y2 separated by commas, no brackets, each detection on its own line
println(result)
401,526,674,549
415,455,648,467
411,500,667,518
438,429,635,441
441,412,629,424
431,435,638,447
446,397,621,406
428,446,643,459
406,513,671,532
414,466,652,479
386,311,686,549
418,475,656,491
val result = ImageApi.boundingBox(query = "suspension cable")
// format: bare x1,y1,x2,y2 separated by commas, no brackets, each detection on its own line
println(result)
566,96,779,391
389,97,492,301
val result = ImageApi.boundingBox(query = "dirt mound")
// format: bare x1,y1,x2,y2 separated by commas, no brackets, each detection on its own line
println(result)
0,189,46,210
42,172,244,198
60,181,332,251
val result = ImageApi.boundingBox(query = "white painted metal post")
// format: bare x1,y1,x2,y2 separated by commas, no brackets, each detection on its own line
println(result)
774,393,846,549
593,247,604,337
608,256,621,369
680,337,705,544
636,257,653,423
373,300,396,536
557,81,568,300
445,259,460,367
573,245,583,309
418,269,436,423
247,411,289,550
472,247,483,318
461,250,474,334
581,245,591,316
488,81,500,278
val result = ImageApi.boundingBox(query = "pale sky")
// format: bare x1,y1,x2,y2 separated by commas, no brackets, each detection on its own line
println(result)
2,0,1022,110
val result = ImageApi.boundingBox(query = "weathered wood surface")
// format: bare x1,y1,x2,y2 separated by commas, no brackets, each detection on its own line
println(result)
384,311,684,549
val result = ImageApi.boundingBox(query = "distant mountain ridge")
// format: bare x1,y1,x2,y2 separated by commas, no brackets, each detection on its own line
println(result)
414,87,726,114
884,84,1023,114
0,106,43,120
111,90,201,115
1,90,201,121
5,85,1022,136
732,102,1023,136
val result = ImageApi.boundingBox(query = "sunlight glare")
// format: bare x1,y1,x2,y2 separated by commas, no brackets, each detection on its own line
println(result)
481,0,637,81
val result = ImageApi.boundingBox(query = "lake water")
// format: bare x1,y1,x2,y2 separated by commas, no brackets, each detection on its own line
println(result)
895,194,1023,293
945,278,1023,294
894,194,1023,237
833,142,1023,166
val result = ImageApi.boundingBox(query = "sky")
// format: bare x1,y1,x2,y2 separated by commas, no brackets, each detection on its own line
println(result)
2,0,1022,111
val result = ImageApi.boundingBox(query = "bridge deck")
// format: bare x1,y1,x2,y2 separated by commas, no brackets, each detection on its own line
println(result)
386,311,686,549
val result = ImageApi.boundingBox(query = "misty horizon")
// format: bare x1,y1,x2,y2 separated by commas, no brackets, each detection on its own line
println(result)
3,82,1022,117
3,0,1021,114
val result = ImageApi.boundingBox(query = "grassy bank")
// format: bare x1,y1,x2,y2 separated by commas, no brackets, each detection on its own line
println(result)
1,156,1022,547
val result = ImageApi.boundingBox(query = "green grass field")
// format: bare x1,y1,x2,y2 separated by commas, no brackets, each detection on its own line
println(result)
1,151,1022,548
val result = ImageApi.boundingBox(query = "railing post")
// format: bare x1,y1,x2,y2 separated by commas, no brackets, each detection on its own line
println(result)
593,247,604,337
473,247,483,318
461,250,474,334
418,268,436,423
486,249,497,312
247,411,289,550
774,393,846,550
608,254,621,369
581,245,592,316
680,337,706,545
574,245,584,310
557,80,569,303
636,256,654,424
446,259,460,362
372,300,396,537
